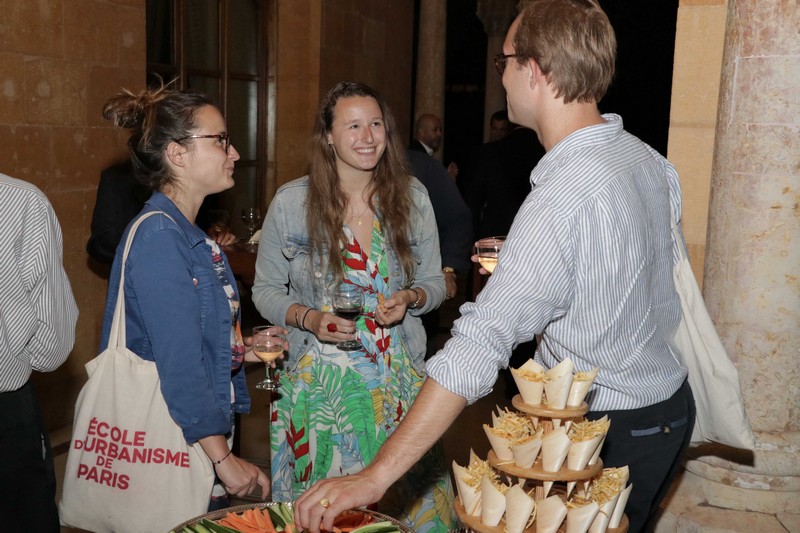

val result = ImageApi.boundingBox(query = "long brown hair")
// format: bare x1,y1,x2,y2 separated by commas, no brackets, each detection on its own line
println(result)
307,81,415,283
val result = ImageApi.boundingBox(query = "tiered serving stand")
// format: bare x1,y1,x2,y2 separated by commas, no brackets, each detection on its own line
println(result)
453,395,628,533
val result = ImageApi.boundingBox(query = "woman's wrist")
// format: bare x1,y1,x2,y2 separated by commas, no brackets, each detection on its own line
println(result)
407,288,422,309
299,307,313,331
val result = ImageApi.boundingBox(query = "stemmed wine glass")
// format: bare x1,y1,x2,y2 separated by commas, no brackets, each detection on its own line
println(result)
252,325,285,391
241,207,261,241
332,282,364,351
475,236,506,274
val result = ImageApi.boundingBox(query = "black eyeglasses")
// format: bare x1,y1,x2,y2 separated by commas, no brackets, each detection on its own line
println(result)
494,53,524,75
176,133,231,153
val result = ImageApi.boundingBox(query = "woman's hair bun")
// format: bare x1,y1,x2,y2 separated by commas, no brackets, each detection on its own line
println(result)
102,78,172,130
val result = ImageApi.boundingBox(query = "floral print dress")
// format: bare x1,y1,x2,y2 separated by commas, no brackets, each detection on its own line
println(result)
269,220,456,533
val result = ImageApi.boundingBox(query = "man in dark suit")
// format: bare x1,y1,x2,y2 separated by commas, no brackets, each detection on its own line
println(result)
406,149,472,356
463,125,545,240
410,113,459,179
86,160,151,264
87,160,236,267
462,126,546,392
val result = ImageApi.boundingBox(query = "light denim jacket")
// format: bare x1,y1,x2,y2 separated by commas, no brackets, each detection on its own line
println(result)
100,192,249,444
251,175,445,373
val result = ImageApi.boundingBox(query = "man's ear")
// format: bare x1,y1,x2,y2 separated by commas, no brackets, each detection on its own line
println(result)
165,141,187,167
527,58,545,89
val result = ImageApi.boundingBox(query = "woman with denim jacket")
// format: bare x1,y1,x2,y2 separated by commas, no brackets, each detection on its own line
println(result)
100,83,273,508
252,81,455,531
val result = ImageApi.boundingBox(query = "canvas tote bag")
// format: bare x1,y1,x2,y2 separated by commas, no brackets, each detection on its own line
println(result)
59,211,215,532
671,217,756,449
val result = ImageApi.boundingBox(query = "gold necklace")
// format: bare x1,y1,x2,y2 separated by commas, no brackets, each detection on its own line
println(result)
348,204,371,226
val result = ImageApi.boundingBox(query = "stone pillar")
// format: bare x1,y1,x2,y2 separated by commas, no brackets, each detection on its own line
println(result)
414,0,447,159
658,0,800,530
477,0,516,142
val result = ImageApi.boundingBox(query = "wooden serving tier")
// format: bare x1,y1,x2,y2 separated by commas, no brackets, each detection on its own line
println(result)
454,496,629,533
487,450,603,481
511,395,589,419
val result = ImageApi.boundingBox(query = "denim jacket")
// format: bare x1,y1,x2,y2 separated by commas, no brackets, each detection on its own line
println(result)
251,176,445,373
100,192,249,444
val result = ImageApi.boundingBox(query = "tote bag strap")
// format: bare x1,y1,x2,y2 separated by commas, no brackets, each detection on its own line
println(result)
671,215,689,261
107,211,177,351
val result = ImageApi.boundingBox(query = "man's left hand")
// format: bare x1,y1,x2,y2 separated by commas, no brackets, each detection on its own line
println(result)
293,473,388,533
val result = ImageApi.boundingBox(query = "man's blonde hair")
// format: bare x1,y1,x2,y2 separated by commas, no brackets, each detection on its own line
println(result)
514,0,616,104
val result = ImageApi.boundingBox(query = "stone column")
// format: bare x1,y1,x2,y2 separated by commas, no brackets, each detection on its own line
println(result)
658,0,800,530
414,0,447,159
477,0,516,142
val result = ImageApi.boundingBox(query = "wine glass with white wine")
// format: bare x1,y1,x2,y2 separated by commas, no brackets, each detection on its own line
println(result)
252,326,285,391
476,236,506,274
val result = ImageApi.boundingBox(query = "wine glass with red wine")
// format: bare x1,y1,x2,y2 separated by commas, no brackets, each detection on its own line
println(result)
332,282,364,351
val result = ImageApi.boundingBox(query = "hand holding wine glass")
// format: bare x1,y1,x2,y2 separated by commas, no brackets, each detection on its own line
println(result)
331,282,364,351
252,325,286,391
475,236,506,274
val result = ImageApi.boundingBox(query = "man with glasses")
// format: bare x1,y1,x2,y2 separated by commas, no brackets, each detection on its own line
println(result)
294,2,694,532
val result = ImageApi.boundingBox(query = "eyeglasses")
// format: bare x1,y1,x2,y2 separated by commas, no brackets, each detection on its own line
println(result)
175,133,231,153
494,53,524,76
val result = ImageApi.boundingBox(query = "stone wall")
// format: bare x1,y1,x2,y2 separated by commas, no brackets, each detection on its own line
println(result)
666,0,728,287
0,0,145,430
660,0,800,530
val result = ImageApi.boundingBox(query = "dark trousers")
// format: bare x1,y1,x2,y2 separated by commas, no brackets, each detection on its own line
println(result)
0,380,60,532
588,379,695,533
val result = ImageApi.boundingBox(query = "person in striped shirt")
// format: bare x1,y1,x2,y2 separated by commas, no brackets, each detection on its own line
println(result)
0,174,78,532
294,2,695,532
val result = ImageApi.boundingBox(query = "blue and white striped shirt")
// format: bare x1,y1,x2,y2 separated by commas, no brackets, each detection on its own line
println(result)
0,174,78,392
427,115,688,411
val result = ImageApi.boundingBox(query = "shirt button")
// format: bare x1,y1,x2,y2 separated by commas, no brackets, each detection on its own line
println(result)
314,271,322,278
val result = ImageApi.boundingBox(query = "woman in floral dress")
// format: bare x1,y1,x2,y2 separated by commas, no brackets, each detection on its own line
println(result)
252,81,456,532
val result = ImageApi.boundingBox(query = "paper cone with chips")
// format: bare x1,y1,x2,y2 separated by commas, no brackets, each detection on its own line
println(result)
541,426,571,472
544,359,574,409
480,476,507,527
566,500,600,533
505,484,536,533
511,432,543,468
452,460,481,516
567,367,599,407
567,417,610,471
512,359,547,405
588,492,620,533
484,424,514,462
536,494,568,533
609,484,632,528
589,434,606,466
